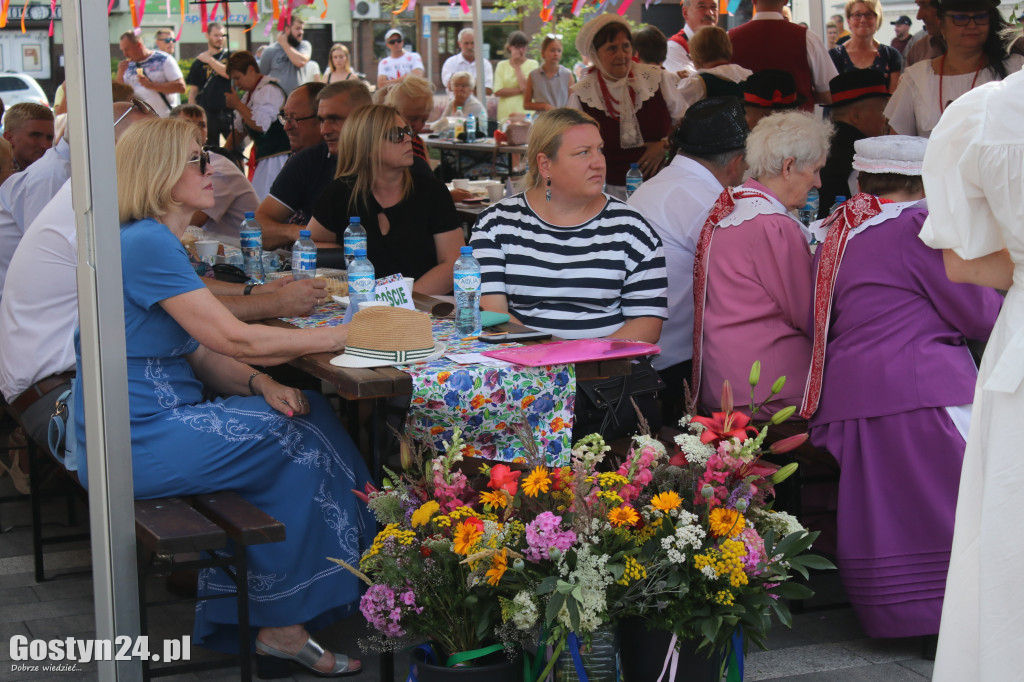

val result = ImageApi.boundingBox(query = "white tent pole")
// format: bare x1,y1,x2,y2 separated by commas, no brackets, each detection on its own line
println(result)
64,2,141,679
473,0,486,113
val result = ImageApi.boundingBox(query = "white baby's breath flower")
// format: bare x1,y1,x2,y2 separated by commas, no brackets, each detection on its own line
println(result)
673,433,715,467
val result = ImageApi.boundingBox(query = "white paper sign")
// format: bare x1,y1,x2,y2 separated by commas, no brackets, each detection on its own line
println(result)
373,273,415,309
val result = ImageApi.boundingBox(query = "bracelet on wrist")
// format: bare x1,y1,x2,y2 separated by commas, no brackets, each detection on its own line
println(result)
244,283,259,295
248,370,268,396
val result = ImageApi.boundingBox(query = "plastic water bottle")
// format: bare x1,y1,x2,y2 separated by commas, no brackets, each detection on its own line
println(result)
478,111,488,139
347,248,376,310
342,217,366,267
466,113,476,141
291,229,317,280
799,187,819,225
829,195,847,215
625,163,642,199
453,246,482,337
239,211,266,285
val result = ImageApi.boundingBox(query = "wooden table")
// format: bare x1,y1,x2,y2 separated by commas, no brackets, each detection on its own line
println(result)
424,136,527,179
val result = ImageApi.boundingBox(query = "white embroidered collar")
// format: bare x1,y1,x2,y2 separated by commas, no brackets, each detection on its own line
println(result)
717,183,793,229
847,199,927,240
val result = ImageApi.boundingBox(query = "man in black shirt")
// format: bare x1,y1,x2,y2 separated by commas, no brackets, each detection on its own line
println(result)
257,80,372,249
186,22,231,147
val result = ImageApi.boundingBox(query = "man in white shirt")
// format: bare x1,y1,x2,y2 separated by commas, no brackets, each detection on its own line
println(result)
115,30,186,116
376,28,425,89
664,0,719,75
259,19,313,95
0,121,72,301
627,97,749,420
441,29,493,94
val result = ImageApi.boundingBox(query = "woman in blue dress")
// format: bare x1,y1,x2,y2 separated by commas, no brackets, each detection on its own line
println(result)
74,117,373,678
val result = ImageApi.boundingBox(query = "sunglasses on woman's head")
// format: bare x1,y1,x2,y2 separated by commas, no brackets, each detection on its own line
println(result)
188,150,211,175
114,97,157,126
546,33,563,39
949,11,989,25
385,126,415,143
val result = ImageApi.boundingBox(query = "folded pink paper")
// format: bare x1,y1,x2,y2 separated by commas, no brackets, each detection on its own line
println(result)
481,338,661,367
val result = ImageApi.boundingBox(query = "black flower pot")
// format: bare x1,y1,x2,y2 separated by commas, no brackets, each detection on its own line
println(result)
618,619,723,682
412,648,520,682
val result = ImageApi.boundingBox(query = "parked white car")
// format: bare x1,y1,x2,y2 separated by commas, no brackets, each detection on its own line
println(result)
0,73,49,109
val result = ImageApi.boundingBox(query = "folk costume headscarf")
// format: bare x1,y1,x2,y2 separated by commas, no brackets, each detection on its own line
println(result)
574,13,664,150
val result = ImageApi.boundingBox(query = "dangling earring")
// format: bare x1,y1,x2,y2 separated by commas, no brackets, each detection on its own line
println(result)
545,176,552,202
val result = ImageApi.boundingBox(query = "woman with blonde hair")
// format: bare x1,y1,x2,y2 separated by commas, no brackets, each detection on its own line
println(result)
524,34,573,111
693,111,833,415
829,0,904,91
324,43,360,83
385,75,435,163
75,116,373,678
307,105,464,293
470,107,668,342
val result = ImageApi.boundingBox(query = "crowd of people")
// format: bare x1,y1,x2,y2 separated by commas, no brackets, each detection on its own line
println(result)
0,3,1021,677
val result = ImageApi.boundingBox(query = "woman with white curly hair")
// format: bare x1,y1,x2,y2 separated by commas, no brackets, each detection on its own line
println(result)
692,110,833,416
569,12,686,198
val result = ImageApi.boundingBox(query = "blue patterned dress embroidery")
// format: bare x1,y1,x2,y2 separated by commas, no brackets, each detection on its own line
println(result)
74,219,375,653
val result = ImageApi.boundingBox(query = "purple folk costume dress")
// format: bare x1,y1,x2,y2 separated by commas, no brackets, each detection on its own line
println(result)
804,198,1001,637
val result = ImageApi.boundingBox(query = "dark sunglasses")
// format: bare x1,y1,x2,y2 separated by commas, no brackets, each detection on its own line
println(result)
278,110,318,126
385,126,415,143
114,97,157,126
387,37,403,45
188,150,211,175
949,11,989,25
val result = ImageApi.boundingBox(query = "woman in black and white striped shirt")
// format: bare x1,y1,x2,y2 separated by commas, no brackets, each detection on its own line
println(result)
470,108,668,342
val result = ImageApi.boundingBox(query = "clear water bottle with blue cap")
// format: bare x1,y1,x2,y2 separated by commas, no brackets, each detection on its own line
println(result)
454,246,481,337
347,249,376,310
829,195,847,216
239,211,265,285
343,217,366,267
466,113,476,141
799,187,819,226
291,229,317,280
625,163,642,199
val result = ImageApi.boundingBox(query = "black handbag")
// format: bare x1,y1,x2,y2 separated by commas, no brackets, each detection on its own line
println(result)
574,358,665,441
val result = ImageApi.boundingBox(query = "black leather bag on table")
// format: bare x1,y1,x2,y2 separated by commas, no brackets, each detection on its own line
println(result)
574,358,665,441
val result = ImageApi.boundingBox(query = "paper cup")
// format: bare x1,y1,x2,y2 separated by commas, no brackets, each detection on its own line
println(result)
486,183,504,202
452,179,470,190
403,276,415,294
195,240,219,265
358,300,389,311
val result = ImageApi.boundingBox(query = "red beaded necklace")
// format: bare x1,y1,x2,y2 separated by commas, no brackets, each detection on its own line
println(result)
595,69,636,121
937,54,984,114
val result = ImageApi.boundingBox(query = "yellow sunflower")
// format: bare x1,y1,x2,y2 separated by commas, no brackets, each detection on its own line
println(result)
453,519,484,555
708,507,746,537
411,500,440,528
486,548,509,586
522,466,552,497
608,505,640,527
651,491,683,513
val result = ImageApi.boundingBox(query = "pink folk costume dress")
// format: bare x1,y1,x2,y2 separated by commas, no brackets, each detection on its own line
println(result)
802,194,1000,638
691,180,814,416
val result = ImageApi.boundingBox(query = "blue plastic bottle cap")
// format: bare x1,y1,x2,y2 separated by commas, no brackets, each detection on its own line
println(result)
355,248,367,257
244,211,255,218
299,230,311,238
349,217,360,223
630,163,639,169
460,246,473,254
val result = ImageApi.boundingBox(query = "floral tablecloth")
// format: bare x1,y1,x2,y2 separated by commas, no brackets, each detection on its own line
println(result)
280,307,575,465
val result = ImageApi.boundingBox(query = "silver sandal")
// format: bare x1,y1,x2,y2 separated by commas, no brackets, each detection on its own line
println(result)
255,637,361,678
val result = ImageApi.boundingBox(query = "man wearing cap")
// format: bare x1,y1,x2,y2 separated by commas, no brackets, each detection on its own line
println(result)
627,97,749,422
890,15,914,55
729,0,838,109
441,29,494,94
664,0,719,75
817,70,891,219
377,29,425,89
803,135,1000,644
741,69,803,130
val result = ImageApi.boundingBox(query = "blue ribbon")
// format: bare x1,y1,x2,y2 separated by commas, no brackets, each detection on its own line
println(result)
567,633,590,682
726,627,744,682
407,643,438,682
